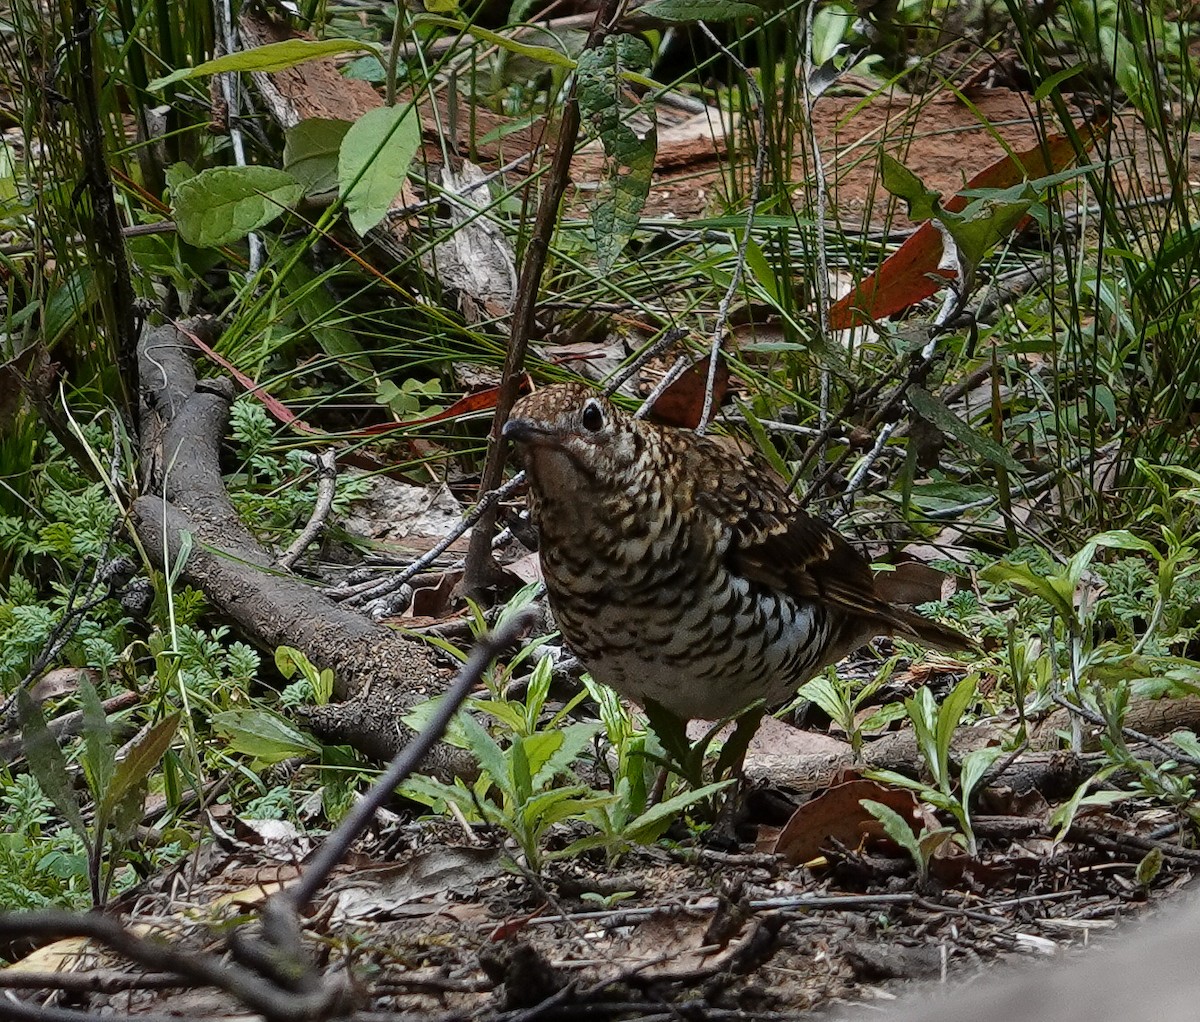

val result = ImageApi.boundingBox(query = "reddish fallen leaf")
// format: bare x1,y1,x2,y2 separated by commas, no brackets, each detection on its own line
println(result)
828,115,1108,330
771,778,920,865
489,903,547,941
872,561,959,606
646,355,729,429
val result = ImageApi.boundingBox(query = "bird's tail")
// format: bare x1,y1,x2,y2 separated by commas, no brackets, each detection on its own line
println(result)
885,606,973,652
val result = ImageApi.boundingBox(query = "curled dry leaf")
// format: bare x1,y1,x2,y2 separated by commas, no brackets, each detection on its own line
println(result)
771,778,920,865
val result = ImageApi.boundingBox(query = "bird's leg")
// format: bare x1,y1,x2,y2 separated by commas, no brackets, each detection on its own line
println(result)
641,699,707,790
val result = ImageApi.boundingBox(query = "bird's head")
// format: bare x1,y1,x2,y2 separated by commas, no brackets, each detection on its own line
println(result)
503,384,646,494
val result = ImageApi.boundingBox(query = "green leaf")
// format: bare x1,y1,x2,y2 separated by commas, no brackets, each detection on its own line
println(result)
943,189,1035,269
1135,847,1164,886
210,709,322,763
456,710,511,798
860,799,920,859
149,39,381,91
639,0,760,21
958,744,1004,806
18,689,87,840
338,105,422,234
880,153,942,222
797,675,848,723
400,775,484,818
907,386,1023,473
1033,63,1086,101
1048,766,1121,840
980,561,1075,621
576,35,656,272
510,735,533,805
173,166,302,247
165,162,196,193
107,713,181,812
935,675,978,779
284,118,352,197
539,721,602,785
522,730,564,781
78,677,115,805
623,780,733,843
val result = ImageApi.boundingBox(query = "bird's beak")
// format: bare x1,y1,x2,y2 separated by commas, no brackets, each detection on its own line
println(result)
502,417,552,445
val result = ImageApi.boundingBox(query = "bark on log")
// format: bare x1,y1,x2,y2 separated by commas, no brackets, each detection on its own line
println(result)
132,318,471,775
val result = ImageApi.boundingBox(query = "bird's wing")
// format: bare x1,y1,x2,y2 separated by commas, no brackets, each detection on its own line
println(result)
687,435,894,621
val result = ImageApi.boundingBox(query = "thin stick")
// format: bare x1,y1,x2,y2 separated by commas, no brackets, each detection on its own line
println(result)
460,0,627,596
276,450,338,572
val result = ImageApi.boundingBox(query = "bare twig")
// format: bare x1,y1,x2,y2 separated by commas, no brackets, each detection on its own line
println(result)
67,0,140,422
460,0,627,597
0,911,348,1022
1051,693,1200,770
340,472,529,616
0,614,533,1022
276,450,338,572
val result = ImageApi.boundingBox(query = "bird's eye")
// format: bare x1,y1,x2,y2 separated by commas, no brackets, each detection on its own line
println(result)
581,400,605,433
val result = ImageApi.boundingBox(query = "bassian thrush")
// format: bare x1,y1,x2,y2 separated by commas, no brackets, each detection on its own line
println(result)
503,383,968,724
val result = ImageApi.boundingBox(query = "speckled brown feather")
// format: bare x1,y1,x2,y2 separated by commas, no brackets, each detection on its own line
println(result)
686,434,967,650
504,383,968,720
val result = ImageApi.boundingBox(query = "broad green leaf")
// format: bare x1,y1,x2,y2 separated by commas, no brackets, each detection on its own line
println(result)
539,721,602,784
907,386,1024,473
944,189,1035,268
623,780,733,843
456,710,511,797
107,713,181,812
639,0,760,21
1033,63,1086,101
511,735,533,804
797,676,845,722
210,709,321,763
1136,847,1164,886
958,744,1005,809
980,561,1075,621
338,105,422,234
860,799,919,859
400,775,483,817
43,268,95,345
522,730,564,781
19,689,87,839
935,675,978,775
1048,766,1123,840
173,166,302,247
577,35,656,272
284,118,352,197
521,786,596,826
149,39,381,91
881,153,941,222
165,161,196,193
